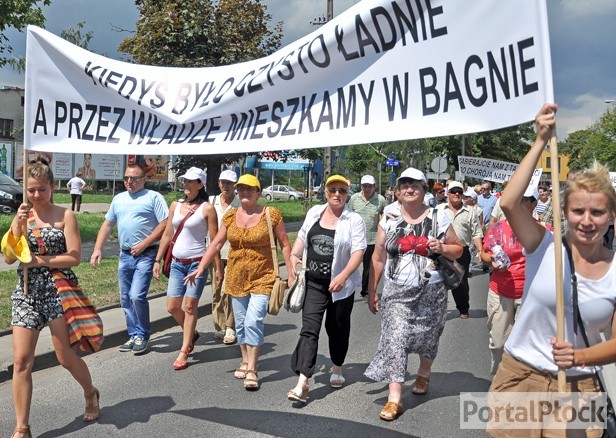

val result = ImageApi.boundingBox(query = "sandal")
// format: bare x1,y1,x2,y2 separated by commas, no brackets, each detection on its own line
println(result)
173,349,190,371
412,375,430,395
287,385,309,404
244,370,260,391
186,331,200,354
10,426,32,438
234,362,248,379
330,373,345,389
223,328,237,345
83,388,100,422
379,401,403,421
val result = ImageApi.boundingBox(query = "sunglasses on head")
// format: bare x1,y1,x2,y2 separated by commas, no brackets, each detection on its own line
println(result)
327,187,348,194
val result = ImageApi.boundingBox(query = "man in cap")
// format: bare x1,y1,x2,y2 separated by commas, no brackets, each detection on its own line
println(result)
348,175,387,300
91,163,169,354
436,181,483,319
208,169,241,344
462,187,485,271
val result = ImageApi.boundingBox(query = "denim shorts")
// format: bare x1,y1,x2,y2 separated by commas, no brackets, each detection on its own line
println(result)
167,259,207,299
231,293,269,346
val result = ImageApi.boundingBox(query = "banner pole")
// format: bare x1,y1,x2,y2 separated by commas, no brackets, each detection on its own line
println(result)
22,149,28,296
548,131,566,392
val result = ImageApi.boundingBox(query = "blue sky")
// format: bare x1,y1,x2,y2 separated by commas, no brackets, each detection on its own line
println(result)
1,0,615,140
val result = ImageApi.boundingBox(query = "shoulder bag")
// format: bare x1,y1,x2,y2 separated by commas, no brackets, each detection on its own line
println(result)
563,241,616,438
28,211,104,352
283,246,307,313
431,209,465,290
162,201,202,278
265,207,287,315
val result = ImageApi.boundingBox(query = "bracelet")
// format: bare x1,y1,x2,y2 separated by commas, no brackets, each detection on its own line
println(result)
155,259,162,263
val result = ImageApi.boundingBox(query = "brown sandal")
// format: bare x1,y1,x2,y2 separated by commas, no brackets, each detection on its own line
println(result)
412,375,430,395
379,401,403,421
234,362,248,379
10,426,32,438
84,388,100,422
243,370,260,391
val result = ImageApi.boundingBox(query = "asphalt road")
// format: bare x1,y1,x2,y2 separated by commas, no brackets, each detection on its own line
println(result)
0,270,493,437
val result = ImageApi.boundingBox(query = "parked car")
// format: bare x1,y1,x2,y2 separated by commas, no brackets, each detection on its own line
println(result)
0,173,23,214
262,185,305,201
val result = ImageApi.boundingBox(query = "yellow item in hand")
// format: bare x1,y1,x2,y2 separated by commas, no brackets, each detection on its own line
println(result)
1,230,32,263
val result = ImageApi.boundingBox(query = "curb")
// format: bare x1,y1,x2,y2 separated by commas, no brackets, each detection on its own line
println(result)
0,298,213,383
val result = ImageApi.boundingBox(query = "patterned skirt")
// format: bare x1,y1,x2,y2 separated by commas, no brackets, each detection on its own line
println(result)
364,280,448,383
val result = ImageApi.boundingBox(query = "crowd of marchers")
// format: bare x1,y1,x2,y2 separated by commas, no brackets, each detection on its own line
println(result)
5,103,616,438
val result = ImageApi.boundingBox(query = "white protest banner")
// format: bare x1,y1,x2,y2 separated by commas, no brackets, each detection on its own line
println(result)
25,0,553,155
457,155,542,184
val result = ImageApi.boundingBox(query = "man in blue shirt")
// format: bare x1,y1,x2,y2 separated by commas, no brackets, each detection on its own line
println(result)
91,163,169,355
476,180,498,228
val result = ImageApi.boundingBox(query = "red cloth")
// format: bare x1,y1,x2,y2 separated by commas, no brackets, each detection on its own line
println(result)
483,220,526,299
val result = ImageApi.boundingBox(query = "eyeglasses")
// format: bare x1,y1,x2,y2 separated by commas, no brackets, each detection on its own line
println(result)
449,190,463,196
123,176,144,182
327,187,348,195
437,190,446,194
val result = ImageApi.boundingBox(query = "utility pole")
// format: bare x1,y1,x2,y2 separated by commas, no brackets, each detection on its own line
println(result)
319,0,334,182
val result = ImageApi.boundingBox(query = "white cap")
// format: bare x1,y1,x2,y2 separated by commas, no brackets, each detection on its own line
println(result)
463,187,477,199
447,181,464,191
180,167,206,182
523,186,539,200
397,167,426,183
218,169,238,183
361,175,376,185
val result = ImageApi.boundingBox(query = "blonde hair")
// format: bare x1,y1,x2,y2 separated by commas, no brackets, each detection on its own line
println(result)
563,161,616,216
28,157,54,186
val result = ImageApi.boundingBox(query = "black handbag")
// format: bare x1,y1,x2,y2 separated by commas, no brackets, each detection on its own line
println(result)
431,209,465,289
563,241,616,438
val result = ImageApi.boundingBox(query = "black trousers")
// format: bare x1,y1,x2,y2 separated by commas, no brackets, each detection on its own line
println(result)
451,246,471,314
360,244,375,296
291,276,355,378
70,193,82,212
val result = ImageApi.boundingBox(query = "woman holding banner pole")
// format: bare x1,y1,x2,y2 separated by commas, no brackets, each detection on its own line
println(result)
487,103,616,436
6,158,100,438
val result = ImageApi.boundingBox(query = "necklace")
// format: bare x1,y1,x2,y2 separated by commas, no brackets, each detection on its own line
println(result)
241,209,258,227
327,208,339,225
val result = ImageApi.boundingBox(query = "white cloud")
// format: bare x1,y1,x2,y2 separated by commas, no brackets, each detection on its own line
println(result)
556,94,613,138
559,0,616,17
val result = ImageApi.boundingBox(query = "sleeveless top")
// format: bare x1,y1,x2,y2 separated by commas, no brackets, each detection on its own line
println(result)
171,201,208,259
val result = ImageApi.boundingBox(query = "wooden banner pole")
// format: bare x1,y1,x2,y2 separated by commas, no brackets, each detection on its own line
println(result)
22,149,29,296
548,131,566,392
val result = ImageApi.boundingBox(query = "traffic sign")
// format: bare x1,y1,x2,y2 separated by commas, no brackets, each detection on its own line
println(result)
431,156,447,173
386,159,400,166
426,172,450,180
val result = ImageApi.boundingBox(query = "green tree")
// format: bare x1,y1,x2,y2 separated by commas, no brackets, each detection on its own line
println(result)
60,21,93,49
118,0,283,193
560,109,616,170
1,0,51,68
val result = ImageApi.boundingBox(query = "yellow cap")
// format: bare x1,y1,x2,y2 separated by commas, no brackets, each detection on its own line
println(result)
1,230,32,263
235,174,261,190
325,175,350,187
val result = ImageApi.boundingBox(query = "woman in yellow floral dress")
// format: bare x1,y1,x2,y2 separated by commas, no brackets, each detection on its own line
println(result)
185,174,292,390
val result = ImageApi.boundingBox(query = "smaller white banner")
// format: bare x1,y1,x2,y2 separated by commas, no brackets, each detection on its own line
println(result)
457,155,541,184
